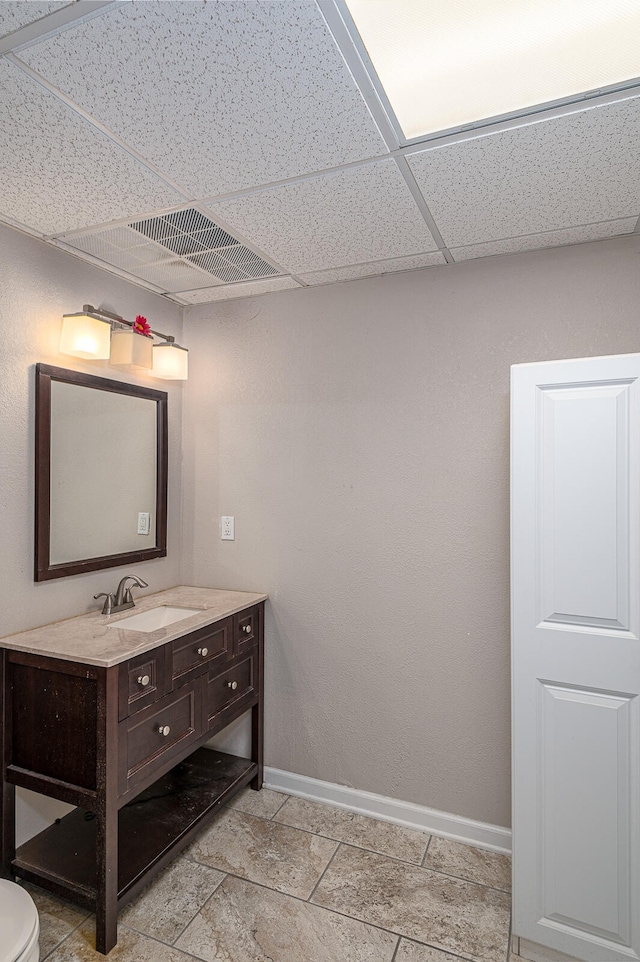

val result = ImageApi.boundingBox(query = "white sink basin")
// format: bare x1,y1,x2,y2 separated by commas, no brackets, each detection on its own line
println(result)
107,605,204,632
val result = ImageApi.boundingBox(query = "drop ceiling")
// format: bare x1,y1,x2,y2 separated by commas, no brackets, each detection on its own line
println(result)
0,0,639,306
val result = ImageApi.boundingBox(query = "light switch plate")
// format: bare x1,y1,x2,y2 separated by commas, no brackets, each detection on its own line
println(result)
221,516,235,540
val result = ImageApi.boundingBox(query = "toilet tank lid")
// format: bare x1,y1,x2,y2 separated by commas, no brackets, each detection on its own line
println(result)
0,880,38,959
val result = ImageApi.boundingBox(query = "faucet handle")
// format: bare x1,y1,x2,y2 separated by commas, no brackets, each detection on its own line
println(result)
94,592,115,615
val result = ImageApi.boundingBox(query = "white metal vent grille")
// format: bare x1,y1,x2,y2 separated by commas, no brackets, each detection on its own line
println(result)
130,209,278,282
133,260,220,290
58,208,280,292
223,246,279,277
131,213,237,254
187,250,247,283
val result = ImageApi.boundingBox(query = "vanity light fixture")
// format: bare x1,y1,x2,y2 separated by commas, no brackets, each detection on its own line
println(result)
59,311,111,360
60,305,189,381
152,342,189,380
110,328,154,371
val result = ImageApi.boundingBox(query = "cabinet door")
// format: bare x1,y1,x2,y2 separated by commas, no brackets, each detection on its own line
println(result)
118,680,202,795
234,606,260,656
204,653,258,734
118,646,171,720
512,354,640,962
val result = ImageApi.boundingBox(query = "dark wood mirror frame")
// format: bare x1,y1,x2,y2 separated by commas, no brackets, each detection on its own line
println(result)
35,363,168,581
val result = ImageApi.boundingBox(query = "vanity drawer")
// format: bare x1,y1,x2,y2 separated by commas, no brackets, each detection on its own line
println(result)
234,605,260,655
172,617,232,682
118,647,171,721
205,652,257,733
118,680,202,795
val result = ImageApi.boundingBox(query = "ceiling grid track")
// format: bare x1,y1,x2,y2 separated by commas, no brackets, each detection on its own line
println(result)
317,0,401,151
195,152,400,206
0,0,116,57
1,0,638,304
393,156,454,263
317,0,454,262
5,52,193,201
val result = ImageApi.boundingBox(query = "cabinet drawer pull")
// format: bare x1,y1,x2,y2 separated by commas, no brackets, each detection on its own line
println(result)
226,680,238,690
197,647,209,657
137,674,150,687
158,724,171,737
242,625,252,634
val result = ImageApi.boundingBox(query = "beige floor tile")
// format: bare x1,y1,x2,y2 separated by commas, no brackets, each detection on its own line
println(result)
274,796,429,863
119,857,225,943
176,874,398,962
228,786,288,819
22,882,89,959
45,919,194,961
184,807,338,899
311,845,510,962
396,940,464,961
424,837,511,891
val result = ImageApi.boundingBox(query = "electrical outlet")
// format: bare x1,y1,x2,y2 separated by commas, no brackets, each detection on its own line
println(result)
137,512,151,535
221,516,235,540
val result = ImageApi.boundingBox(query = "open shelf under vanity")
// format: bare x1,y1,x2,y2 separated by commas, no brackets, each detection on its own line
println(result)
13,748,257,908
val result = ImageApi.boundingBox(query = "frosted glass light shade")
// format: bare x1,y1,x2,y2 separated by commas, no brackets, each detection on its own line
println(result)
345,0,640,139
60,313,111,360
152,343,188,380
110,330,153,370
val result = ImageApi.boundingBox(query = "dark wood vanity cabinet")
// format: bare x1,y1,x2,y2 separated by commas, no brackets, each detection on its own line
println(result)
0,602,264,955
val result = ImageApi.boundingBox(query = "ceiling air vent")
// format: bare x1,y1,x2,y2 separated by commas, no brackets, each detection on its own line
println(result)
59,208,279,293
129,209,279,283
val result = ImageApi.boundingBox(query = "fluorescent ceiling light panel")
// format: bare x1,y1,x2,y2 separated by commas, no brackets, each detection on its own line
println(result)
344,0,640,139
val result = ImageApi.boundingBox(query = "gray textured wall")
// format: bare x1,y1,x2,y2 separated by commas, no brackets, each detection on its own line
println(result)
182,233,640,829
3,223,640,836
0,223,184,841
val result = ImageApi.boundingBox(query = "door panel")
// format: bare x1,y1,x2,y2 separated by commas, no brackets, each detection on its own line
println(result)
537,381,634,631
512,354,640,962
539,682,636,946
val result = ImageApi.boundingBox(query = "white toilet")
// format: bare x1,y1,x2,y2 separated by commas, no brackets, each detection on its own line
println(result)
0,880,40,962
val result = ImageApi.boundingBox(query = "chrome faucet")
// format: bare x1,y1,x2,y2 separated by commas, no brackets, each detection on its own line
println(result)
94,575,149,615
114,575,149,609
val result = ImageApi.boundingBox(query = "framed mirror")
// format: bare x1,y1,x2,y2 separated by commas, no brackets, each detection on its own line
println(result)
35,364,168,581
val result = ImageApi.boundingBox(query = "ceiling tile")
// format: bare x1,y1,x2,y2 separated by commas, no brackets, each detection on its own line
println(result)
0,1,70,39
450,218,638,262
0,60,183,235
300,251,446,285
178,277,301,304
407,96,640,248
208,161,439,274
17,0,386,197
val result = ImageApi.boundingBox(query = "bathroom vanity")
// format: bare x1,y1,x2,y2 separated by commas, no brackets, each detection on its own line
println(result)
0,586,266,955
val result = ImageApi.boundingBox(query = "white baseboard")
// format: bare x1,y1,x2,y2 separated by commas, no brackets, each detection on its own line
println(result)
263,767,511,855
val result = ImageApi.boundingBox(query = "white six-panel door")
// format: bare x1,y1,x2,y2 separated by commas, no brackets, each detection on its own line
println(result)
512,354,640,962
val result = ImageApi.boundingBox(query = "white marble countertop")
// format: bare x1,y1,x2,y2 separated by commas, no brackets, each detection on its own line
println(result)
0,586,267,668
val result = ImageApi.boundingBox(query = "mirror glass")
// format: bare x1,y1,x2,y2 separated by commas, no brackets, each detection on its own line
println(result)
35,364,168,581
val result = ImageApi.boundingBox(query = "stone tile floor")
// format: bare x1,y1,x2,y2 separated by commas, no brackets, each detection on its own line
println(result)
24,788,515,962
